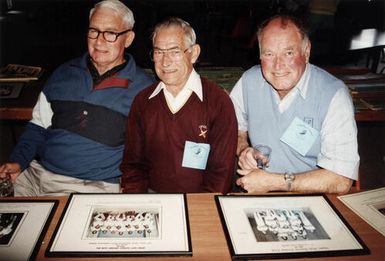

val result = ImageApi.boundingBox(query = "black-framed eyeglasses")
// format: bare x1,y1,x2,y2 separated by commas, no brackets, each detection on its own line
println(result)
150,46,193,62
87,27,131,43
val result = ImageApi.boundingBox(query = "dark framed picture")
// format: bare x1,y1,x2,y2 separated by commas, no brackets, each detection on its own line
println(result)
0,200,58,261
46,193,192,257
0,83,24,99
215,194,369,260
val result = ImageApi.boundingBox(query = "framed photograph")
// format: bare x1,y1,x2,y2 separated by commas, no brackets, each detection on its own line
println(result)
46,193,192,257
0,64,43,82
0,200,58,261
338,187,385,236
215,194,369,260
0,82,24,99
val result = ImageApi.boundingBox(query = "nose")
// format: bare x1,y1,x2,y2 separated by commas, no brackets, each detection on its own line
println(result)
273,55,284,70
94,32,106,44
160,53,173,66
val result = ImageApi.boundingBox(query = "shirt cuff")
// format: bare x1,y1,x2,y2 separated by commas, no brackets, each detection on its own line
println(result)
317,155,360,180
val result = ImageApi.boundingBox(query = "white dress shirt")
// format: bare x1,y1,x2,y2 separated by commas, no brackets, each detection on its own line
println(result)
230,65,359,179
149,69,203,113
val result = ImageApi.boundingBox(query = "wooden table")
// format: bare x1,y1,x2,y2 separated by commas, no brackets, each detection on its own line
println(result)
0,80,43,120
352,91,385,121
354,109,385,121
323,66,385,122
2,193,384,261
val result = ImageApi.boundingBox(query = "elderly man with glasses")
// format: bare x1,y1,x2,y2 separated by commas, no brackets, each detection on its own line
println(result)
0,0,154,196
120,17,238,194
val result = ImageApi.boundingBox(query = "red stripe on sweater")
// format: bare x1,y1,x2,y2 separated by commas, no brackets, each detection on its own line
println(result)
94,77,129,90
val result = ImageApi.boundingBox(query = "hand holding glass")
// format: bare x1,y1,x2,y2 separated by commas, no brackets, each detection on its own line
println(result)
0,174,14,197
253,145,272,169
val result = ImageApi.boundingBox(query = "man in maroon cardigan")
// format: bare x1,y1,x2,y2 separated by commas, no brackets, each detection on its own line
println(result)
120,17,237,193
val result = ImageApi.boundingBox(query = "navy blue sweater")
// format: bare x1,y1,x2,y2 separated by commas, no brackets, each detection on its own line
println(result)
10,53,154,183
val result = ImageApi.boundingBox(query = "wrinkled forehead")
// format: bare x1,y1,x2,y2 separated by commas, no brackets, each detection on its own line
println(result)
261,19,302,40
153,26,186,48
90,7,123,24
260,21,305,50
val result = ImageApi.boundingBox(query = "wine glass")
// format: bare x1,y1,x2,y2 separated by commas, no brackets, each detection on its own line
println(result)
253,144,272,169
0,175,14,197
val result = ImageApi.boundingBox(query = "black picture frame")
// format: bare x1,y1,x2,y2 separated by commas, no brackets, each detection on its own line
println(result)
0,82,24,99
46,193,192,257
215,194,369,260
0,199,58,261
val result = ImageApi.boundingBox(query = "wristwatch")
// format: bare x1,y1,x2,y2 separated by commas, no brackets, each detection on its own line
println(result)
284,172,295,192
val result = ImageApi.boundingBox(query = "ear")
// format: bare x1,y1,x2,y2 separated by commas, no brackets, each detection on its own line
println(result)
124,31,135,48
190,44,201,64
304,41,311,63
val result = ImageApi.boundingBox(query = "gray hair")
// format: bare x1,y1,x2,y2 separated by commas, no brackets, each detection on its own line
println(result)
89,0,135,29
152,17,196,47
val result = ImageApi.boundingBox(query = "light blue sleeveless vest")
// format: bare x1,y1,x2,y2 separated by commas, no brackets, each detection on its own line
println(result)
242,64,345,174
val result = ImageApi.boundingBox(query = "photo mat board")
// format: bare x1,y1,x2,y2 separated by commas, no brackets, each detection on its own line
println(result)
338,187,385,237
0,200,58,261
215,194,369,260
46,193,192,257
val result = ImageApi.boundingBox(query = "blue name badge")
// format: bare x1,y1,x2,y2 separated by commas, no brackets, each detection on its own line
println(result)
280,117,319,156
182,141,210,170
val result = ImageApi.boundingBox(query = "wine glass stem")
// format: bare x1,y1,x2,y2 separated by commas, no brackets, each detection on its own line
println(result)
257,159,264,169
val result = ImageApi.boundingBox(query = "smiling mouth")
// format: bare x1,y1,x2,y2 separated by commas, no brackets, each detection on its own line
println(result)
162,69,177,74
94,48,108,53
273,72,289,77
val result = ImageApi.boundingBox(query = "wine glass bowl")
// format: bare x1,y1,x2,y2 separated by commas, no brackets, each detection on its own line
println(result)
253,145,272,169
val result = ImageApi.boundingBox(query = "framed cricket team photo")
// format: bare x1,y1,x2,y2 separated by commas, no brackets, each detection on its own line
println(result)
215,194,369,260
46,193,192,257
0,200,58,261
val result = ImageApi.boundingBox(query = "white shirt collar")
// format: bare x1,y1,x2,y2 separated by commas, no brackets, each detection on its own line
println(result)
272,64,310,113
149,69,203,101
296,63,310,99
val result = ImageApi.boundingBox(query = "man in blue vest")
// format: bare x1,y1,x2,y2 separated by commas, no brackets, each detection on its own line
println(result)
230,14,359,194
0,0,154,196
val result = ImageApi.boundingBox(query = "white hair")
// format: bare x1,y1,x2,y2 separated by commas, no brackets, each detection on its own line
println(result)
152,17,196,47
89,0,135,29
